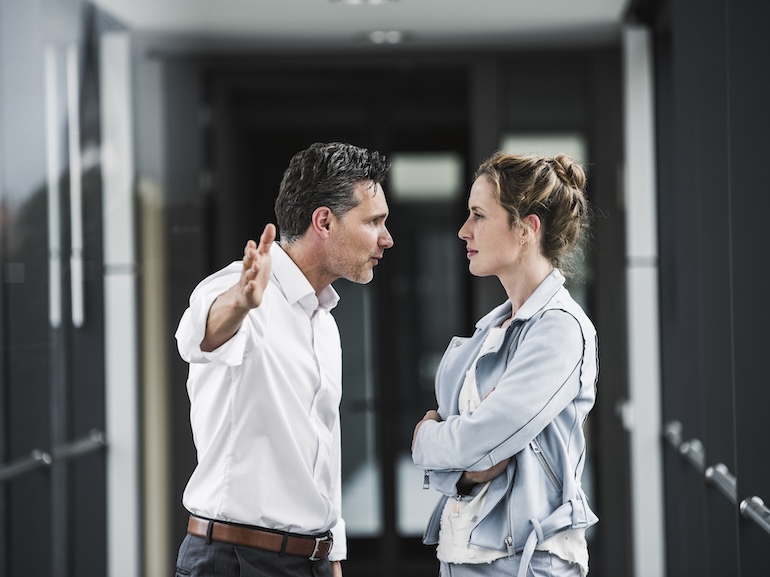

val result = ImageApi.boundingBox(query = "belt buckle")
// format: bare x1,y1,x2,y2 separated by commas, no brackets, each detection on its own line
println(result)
309,535,331,561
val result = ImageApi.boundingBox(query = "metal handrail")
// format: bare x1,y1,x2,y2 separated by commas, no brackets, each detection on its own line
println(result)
705,463,737,504
51,429,106,461
663,420,683,448
664,420,770,539
0,450,52,482
0,429,106,482
740,497,770,536
679,438,706,473
664,421,707,474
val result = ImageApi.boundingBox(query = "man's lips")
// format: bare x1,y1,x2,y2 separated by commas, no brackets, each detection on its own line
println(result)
466,248,478,258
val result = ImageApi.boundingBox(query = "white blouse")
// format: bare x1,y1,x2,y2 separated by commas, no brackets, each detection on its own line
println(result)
437,328,508,564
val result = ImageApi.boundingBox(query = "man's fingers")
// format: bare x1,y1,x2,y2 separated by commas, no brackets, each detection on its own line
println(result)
258,223,276,254
242,240,258,270
244,240,257,260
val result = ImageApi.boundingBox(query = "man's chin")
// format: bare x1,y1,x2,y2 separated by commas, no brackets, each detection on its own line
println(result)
347,270,375,285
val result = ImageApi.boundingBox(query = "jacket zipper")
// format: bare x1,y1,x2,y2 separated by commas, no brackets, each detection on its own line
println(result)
505,460,516,556
532,440,562,491
423,470,431,489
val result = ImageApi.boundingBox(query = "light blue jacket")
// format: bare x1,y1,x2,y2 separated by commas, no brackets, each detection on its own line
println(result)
412,269,598,573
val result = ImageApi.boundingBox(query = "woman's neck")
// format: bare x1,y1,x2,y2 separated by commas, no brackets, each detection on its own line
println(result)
499,257,554,317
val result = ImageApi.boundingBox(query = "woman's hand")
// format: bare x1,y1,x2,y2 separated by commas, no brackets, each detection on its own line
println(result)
457,457,511,493
412,410,441,450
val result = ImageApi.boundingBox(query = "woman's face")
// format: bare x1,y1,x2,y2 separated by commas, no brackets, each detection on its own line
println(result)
458,175,525,278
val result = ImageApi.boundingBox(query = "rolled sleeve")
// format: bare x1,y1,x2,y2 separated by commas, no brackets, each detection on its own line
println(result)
174,263,250,367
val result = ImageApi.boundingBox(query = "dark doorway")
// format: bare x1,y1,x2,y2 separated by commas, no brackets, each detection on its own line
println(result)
200,56,470,577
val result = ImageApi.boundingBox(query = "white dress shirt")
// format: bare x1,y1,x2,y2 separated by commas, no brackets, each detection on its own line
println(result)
175,242,347,560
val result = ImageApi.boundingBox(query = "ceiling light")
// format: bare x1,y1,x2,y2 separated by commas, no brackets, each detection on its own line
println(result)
331,0,398,5
368,30,403,44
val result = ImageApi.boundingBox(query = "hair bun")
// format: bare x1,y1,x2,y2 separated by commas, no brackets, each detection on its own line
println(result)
551,154,586,190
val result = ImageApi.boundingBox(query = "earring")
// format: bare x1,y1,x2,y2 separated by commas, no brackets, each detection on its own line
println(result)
520,238,525,245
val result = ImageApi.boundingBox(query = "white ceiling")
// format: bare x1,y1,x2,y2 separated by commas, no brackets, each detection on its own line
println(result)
91,0,630,51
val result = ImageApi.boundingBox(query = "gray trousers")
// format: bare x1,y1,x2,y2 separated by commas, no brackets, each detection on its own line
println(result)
175,534,333,577
439,550,581,577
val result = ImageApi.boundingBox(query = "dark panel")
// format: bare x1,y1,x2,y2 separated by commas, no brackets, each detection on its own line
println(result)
68,14,108,572
71,454,107,577
0,1,54,574
652,12,686,576
195,57,469,577
501,53,589,130
8,472,51,577
163,59,208,557
728,0,770,574
655,0,770,574
692,1,741,575
5,199,52,577
586,48,633,577
656,0,709,573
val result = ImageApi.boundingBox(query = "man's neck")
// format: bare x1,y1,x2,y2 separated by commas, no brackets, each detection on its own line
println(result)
278,239,333,296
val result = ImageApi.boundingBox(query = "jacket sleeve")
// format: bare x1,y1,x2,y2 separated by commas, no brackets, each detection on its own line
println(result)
413,310,584,472
426,469,464,496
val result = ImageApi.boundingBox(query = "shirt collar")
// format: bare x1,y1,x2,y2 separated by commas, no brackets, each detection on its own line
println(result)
270,242,340,314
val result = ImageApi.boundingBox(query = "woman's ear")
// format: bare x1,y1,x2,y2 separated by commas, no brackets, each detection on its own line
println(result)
523,213,541,238
310,206,335,239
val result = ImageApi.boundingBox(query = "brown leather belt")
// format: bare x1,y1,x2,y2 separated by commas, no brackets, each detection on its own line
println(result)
187,516,333,561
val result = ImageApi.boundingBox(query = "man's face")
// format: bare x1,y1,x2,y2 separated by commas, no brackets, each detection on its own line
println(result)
327,181,394,284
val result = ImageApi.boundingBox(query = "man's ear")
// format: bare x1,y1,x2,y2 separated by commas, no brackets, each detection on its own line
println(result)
311,206,335,239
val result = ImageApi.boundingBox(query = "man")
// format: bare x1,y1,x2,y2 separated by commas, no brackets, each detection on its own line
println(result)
174,142,394,577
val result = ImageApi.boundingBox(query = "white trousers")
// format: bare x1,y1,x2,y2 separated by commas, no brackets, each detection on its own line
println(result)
439,550,581,577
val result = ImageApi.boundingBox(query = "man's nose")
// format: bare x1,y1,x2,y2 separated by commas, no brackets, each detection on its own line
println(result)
381,227,394,248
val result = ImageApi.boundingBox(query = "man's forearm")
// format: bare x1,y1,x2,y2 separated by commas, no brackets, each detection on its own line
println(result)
200,285,251,352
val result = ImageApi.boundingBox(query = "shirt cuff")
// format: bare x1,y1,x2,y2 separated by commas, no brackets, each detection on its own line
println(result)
329,517,347,561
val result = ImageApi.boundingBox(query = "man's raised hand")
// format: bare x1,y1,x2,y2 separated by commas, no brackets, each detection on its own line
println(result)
200,224,276,352
239,223,276,309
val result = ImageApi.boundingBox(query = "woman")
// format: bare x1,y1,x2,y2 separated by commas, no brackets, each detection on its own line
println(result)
411,151,598,577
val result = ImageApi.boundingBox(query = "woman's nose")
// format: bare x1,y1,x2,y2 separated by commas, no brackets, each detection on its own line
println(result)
458,219,470,240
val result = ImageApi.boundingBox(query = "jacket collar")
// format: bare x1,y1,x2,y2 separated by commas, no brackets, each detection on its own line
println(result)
475,268,565,330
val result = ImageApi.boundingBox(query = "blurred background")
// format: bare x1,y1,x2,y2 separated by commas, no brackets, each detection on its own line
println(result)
1,0,769,575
